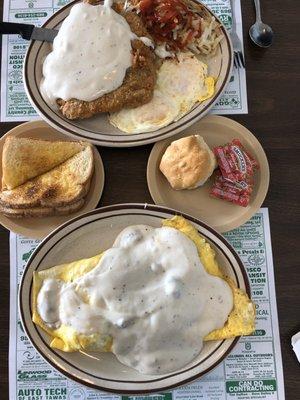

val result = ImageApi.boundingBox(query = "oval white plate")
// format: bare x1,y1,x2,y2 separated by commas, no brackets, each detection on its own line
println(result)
23,0,233,147
19,204,250,394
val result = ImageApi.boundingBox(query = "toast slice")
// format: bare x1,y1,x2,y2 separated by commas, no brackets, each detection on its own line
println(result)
2,137,87,190
0,198,85,218
0,145,93,209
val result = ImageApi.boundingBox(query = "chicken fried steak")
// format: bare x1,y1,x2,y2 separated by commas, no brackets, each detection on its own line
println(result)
57,4,158,120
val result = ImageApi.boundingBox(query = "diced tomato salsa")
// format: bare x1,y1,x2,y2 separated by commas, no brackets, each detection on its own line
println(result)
137,0,203,51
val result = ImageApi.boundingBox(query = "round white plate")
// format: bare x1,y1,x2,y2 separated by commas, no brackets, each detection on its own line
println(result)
23,0,233,147
19,203,250,394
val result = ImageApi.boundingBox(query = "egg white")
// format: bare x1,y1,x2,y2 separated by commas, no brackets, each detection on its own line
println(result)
109,91,179,134
109,52,215,134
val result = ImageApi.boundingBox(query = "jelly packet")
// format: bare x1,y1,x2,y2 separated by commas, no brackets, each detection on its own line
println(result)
210,139,259,207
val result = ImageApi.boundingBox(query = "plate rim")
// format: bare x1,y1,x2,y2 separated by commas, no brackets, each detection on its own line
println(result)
0,120,105,239
23,0,233,147
19,203,250,394
147,115,270,232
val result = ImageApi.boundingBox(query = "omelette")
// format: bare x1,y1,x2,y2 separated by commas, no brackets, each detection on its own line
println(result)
32,217,255,374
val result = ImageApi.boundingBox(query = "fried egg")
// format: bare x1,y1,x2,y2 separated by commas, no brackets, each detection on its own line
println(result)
108,91,179,134
109,52,215,134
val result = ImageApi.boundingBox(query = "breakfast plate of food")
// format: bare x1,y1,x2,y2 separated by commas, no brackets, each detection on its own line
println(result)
0,120,105,239
19,203,255,393
147,115,270,232
23,0,233,147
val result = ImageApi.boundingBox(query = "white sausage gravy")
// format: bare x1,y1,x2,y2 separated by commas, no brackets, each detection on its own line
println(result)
37,225,233,375
40,0,152,105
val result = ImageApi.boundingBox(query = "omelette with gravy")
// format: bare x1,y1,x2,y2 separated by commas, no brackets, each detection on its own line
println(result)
32,217,255,375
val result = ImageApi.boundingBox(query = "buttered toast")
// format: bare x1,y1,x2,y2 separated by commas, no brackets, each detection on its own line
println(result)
0,145,93,208
2,137,86,190
0,143,94,218
0,198,85,218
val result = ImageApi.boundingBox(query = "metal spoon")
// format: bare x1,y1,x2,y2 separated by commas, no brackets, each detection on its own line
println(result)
249,0,274,47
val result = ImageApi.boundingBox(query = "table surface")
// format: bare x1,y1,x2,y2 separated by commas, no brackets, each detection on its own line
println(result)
0,0,300,398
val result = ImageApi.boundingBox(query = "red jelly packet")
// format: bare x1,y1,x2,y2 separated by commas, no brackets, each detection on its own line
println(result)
210,172,251,207
210,140,259,207
213,139,259,183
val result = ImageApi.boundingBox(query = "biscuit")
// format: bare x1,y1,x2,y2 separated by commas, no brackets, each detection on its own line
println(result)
159,135,216,190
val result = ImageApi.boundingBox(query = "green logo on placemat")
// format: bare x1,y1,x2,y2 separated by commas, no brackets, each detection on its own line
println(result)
57,0,70,6
218,14,232,30
122,394,172,400
226,380,277,393
22,249,34,262
252,329,266,336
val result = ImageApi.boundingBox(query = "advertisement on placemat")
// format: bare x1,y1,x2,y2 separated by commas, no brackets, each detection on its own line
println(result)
9,209,284,400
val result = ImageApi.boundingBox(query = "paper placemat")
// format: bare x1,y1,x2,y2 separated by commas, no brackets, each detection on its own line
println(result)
9,208,284,400
1,0,247,122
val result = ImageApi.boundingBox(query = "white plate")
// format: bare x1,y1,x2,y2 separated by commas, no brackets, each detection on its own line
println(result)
23,0,233,147
19,204,250,394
